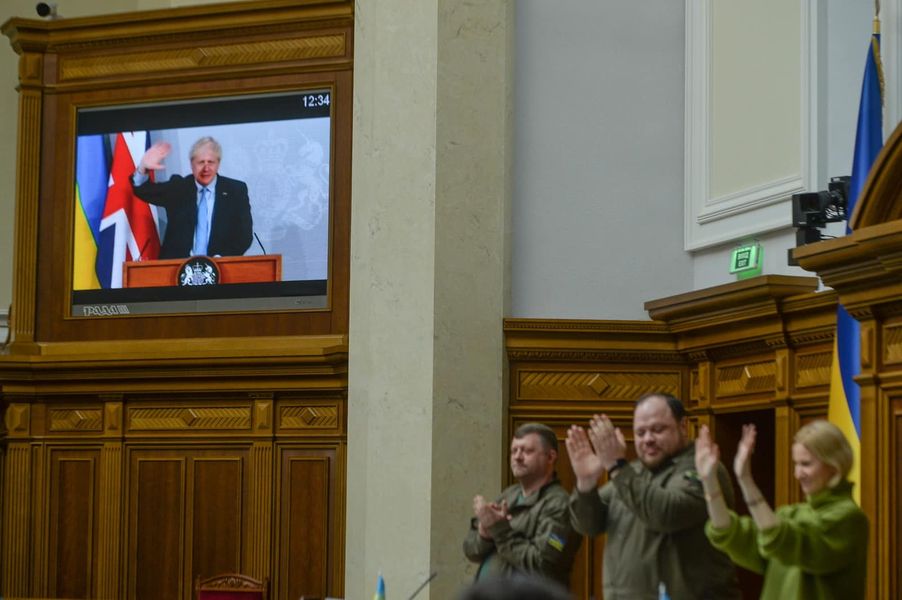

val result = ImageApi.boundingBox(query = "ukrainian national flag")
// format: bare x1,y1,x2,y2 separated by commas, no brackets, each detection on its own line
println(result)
73,135,110,290
829,20,883,504
373,572,385,600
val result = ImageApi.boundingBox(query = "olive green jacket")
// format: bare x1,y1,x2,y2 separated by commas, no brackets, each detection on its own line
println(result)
570,443,741,600
463,478,581,587
706,480,867,600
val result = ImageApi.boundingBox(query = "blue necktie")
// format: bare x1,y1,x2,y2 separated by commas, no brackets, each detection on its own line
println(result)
194,187,210,256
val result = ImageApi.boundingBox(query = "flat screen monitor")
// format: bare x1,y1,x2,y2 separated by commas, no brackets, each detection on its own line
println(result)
71,90,333,317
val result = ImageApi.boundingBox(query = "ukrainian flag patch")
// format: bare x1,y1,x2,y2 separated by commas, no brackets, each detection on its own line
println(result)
547,533,565,552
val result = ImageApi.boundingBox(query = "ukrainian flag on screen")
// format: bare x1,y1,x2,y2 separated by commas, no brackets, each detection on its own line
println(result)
829,26,883,504
73,134,110,290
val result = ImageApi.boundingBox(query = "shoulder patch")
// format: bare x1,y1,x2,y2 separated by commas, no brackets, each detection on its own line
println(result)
547,532,565,552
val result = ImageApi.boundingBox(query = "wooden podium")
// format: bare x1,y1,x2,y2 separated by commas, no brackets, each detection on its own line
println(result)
122,254,282,287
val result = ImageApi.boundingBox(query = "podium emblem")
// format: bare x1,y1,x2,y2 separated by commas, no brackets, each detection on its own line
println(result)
178,257,220,286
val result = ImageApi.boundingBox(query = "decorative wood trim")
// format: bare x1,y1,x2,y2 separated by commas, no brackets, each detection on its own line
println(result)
715,360,777,398
516,370,681,403
1,445,31,597
794,350,831,389
4,403,30,437
254,399,274,433
59,35,347,81
280,404,339,431
128,407,252,431
30,444,47,597
49,408,103,432
96,443,122,600
10,90,41,346
246,443,273,581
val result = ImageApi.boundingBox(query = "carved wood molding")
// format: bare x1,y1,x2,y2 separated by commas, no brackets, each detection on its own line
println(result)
715,361,777,397
1,445,31,597
128,407,251,431
506,349,686,363
794,350,832,389
49,408,103,432
59,35,346,81
280,405,339,430
517,370,681,402
2,0,353,54
883,322,902,365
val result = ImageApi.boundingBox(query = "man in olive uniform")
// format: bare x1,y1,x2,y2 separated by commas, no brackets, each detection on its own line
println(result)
463,423,581,588
567,393,741,600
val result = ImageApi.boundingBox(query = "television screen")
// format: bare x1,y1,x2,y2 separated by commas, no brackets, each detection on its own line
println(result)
71,90,333,317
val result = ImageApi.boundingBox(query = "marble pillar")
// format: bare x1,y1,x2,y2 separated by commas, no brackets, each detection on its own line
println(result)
347,1,513,598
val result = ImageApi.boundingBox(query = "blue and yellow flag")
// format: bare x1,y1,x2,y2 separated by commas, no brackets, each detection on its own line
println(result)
73,134,110,290
373,572,386,600
829,18,883,505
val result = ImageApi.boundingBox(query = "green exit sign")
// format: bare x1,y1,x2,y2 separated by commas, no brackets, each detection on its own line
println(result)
730,243,762,279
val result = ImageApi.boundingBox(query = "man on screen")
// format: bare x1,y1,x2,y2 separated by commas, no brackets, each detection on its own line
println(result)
131,136,253,259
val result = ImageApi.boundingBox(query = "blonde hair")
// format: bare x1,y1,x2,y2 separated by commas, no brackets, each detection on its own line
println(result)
794,420,853,488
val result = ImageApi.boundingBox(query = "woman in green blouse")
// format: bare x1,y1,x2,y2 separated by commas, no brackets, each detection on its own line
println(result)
695,420,867,600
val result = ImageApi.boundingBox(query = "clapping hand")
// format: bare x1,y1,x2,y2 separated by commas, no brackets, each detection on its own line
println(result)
566,424,605,492
473,495,510,538
587,414,626,468
734,424,757,484
694,425,720,485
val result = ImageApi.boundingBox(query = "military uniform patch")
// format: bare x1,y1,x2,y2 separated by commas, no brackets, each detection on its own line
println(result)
548,532,565,552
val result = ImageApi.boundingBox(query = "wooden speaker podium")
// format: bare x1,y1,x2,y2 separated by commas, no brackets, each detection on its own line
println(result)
123,254,282,287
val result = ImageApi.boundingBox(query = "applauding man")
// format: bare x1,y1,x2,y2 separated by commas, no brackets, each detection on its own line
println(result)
567,393,740,600
464,423,581,588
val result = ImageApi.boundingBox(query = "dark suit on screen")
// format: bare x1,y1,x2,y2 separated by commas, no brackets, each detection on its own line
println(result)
132,174,253,259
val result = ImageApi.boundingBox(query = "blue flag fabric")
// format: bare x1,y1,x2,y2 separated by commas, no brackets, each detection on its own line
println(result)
829,27,883,504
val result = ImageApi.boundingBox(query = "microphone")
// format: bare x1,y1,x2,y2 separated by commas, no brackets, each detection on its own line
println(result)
406,571,437,600
254,231,268,255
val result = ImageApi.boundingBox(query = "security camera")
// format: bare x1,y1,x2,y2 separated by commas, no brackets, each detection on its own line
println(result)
35,2,59,19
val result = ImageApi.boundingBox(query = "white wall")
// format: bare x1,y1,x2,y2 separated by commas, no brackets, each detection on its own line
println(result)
512,0,886,320
512,0,690,319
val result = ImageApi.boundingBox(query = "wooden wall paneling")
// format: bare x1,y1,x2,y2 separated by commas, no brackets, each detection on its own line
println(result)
9,87,41,348
97,442,123,600
792,347,832,393
516,366,682,403
246,442,274,583
275,445,336,600
773,405,799,507
891,394,901,600
330,440,346,597
1,442,31,597
190,456,246,587
128,453,187,600
30,441,47,598
46,447,99,599
693,361,711,410
712,355,778,407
